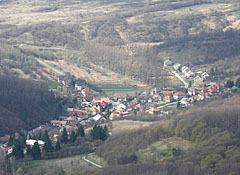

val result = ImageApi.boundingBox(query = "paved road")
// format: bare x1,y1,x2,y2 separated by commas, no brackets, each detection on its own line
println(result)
36,58,64,76
157,101,178,109
82,155,103,168
172,71,188,88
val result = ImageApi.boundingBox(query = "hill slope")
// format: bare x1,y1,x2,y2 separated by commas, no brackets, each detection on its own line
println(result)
0,75,62,136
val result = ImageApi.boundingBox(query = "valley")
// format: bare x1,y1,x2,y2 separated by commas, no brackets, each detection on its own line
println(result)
0,0,240,175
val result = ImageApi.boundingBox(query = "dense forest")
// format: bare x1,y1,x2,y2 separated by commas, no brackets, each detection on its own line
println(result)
0,75,63,136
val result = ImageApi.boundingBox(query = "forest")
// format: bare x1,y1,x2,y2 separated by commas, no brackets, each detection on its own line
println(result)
0,75,63,136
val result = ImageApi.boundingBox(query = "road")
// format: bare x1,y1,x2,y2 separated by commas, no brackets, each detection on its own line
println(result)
36,58,64,76
157,101,178,109
172,71,188,88
82,155,103,168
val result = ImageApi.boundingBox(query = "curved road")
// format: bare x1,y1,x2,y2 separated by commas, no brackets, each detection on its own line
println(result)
82,155,103,168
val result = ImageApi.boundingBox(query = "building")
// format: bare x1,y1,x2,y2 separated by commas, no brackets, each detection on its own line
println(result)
164,60,173,67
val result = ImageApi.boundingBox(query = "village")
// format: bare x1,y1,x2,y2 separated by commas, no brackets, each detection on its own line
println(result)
0,60,228,158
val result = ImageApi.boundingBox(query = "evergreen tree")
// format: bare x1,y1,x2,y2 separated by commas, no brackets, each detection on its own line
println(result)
210,67,215,76
12,140,24,159
26,145,32,156
188,81,192,88
236,78,240,88
225,80,234,88
60,127,68,144
215,67,218,75
8,134,15,146
77,125,85,137
90,125,108,141
55,141,61,151
70,131,77,143
31,142,41,160
177,101,180,108
42,131,53,152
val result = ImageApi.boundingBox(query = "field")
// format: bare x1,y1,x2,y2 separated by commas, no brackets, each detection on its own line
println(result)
18,154,102,174
136,137,191,163
110,120,154,135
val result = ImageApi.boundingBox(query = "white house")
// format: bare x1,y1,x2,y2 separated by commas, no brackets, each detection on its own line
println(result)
92,114,102,121
194,76,203,83
26,140,45,147
173,63,181,71
202,72,210,80
164,60,173,67
75,83,82,91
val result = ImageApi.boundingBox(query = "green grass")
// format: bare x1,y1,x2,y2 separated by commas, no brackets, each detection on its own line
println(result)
17,160,48,169
48,81,58,89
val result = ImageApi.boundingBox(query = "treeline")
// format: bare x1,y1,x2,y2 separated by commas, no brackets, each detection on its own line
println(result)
0,75,63,136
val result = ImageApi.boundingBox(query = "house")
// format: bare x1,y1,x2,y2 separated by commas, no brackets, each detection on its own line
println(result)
75,82,82,91
113,93,127,101
81,89,94,97
163,96,173,103
117,103,127,111
0,135,10,144
180,98,190,106
162,91,173,96
150,88,158,95
70,110,88,119
26,140,45,147
135,104,144,110
194,76,204,86
85,107,97,116
51,120,67,127
202,72,210,80
110,111,121,120
5,146,13,155
57,74,72,87
93,97,110,104
92,114,106,123
173,92,186,100
148,107,161,115
188,88,196,96
65,116,76,122
173,63,181,71
67,108,74,113
164,60,173,67
181,66,188,73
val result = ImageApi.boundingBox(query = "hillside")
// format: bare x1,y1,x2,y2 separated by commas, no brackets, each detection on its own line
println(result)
0,75,63,136
93,95,240,175
0,0,239,87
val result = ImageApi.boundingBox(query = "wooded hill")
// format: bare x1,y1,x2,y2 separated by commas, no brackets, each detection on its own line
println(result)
0,75,63,136
91,95,240,175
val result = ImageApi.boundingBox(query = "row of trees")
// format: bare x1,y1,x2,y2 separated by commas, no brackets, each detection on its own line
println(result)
225,78,240,88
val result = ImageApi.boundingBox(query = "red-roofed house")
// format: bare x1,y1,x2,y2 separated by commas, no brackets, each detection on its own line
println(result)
148,107,161,115
173,92,186,100
162,91,173,96
163,96,173,103
81,89,94,97
113,93,127,101
109,111,121,120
